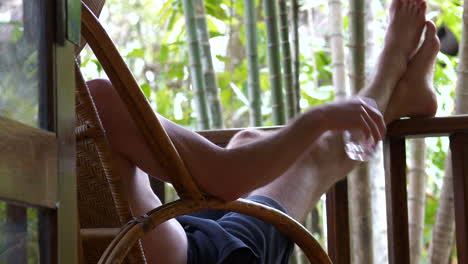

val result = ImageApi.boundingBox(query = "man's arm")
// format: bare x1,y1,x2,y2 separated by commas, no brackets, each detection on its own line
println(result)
88,79,384,201
159,98,385,201
158,112,325,200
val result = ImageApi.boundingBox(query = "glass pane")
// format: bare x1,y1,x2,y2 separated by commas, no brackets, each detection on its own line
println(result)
0,0,47,128
0,202,41,264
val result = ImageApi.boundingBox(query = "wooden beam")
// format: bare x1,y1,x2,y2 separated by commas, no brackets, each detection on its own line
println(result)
450,133,468,264
326,179,350,264
56,40,78,264
387,115,468,137
0,117,57,208
39,209,58,264
384,137,410,264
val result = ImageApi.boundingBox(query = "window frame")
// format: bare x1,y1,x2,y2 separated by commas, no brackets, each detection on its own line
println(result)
0,0,79,263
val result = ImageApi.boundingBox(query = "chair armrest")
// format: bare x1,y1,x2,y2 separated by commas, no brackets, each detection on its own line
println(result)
387,115,468,137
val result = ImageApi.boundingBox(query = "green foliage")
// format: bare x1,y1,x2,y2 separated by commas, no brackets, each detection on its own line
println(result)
423,194,439,261
0,204,39,263
431,0,463,39
79,0,343,128
0,19,40,127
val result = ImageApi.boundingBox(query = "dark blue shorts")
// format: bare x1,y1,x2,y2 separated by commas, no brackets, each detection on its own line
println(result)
176,195,294,264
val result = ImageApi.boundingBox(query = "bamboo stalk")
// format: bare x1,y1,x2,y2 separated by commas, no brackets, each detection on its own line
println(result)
194,0,224,129
328,0,347,101
408,138,427,264
279,0,296,119
364,2,388,263
263,0,286,125
349,0,366,95
291,0,301,114
429,155,455,263
244,0,262,126
429,1,468,262
347,0,373,263
182,0,210,130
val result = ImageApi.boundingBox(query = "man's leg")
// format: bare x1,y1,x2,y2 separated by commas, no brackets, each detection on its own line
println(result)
238,20,440,223
87,79,188,264
115,156,188,264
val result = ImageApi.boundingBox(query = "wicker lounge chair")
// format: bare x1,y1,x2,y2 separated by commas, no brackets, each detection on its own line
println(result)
76,1,330,263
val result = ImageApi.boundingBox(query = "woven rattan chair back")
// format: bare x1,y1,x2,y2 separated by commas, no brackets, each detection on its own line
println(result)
76,1,145,262
76,63,146,263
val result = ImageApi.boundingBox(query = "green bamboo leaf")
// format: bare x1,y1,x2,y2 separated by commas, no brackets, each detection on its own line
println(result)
159,44,170,64
215,55,230,64
91,59,103,73
141,83,152,98
205,2,229,20
12,28,24,43
167,62,186,80
126,48,145,58
167,12,182,31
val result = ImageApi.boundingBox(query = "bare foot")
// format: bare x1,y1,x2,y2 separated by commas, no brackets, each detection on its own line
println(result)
385,21,440,123
387,0,427,59
360,0,427,112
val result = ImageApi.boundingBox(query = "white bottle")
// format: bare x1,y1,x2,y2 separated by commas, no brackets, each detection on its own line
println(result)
343,130,377,161
343,97,379,162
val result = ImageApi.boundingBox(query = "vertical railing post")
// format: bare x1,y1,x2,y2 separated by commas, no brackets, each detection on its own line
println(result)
384,136,410,264
450,133,468,263
326,179,351,264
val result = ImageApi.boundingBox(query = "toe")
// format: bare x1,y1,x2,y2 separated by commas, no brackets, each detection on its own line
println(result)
390,0,401,13
424,21,441,52
408,21,440,69
425,20,437,39
420,1,427,15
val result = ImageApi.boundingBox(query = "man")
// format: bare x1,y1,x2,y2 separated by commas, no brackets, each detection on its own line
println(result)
86,0,439,262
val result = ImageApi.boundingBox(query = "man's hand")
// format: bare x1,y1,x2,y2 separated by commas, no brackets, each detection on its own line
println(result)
317,97,386,142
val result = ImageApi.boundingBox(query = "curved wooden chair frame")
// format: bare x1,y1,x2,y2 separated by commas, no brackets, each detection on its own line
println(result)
79,2,331,263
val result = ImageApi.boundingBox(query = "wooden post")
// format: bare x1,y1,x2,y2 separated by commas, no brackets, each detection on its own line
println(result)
326,179,350,264
384,137,410,264
39,209,58,264
450,133,468,263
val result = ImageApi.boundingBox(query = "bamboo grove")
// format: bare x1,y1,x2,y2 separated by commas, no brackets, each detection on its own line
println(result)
182,0,301,128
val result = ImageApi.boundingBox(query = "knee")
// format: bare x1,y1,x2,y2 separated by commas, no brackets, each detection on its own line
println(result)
84,79,123,130
85,79,119,111
227,129,263,149
86,78,114,97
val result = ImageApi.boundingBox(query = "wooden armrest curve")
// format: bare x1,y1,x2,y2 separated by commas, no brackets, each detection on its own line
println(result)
98,197,331,264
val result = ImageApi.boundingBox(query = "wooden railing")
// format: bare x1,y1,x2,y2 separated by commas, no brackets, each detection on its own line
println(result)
199,115,468,264
385,115,468,264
